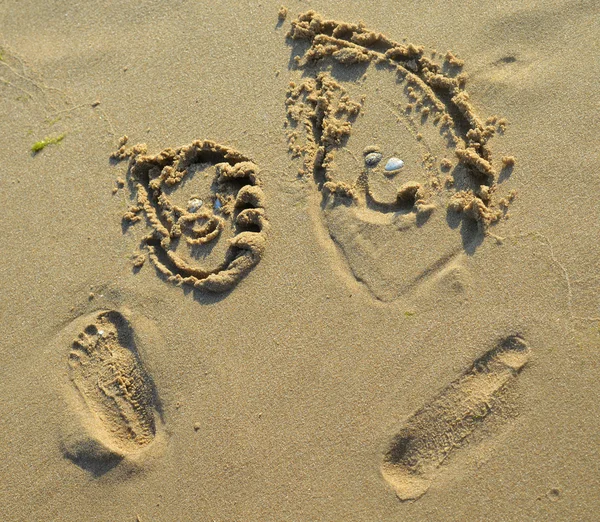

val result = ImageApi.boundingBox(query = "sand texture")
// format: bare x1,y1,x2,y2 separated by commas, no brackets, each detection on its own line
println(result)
1,1,599,521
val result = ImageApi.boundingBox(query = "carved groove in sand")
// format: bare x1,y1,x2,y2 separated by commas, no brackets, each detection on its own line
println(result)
68,310,159,456
286,12,516,301
381,335,530,501
123,140,268,292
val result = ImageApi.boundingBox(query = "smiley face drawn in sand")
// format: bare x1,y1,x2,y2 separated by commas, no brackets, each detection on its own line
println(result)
122,140,268,292
286,12,516,301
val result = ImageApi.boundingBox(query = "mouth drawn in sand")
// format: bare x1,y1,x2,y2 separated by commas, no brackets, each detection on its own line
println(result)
381,335,530,501
286,11,516,301
119,139,268,293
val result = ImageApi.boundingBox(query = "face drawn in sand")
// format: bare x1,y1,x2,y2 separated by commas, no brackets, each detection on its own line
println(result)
122,140,268,293
286,12,516,301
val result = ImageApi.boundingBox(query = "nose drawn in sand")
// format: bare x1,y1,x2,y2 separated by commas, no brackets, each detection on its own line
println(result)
117,139,269,293
285,12,516,302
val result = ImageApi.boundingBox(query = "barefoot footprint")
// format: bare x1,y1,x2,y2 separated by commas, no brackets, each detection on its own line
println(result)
67,310,160,459
121,140,268,292
286,12,515,301
381,335,530,501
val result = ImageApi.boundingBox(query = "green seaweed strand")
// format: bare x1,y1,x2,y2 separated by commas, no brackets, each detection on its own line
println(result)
31,133,66,153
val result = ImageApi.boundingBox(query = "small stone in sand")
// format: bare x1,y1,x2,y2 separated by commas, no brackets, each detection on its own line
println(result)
365,152,383,167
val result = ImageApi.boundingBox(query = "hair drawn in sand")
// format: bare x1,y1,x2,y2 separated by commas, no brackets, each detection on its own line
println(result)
285,12,516,301
381,335,530,501
117,139,268,293
65,310,163,471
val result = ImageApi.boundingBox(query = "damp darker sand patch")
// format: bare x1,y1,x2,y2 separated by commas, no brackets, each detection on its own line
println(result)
285,11,516,301
117,139,269,293
381,335,530,501
64,310,162,473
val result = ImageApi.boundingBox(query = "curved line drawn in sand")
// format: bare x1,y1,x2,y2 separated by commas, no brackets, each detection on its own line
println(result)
117,139,268,293
285,12,516,301
65,310,163,473
381,335,530,501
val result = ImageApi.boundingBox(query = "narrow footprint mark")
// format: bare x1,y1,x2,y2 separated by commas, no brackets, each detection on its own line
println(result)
381,335,530,501
119,139,268,293
68,310,159,456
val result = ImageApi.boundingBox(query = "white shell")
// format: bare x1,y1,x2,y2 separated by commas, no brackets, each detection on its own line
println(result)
188,198,203,212
385,157,404,171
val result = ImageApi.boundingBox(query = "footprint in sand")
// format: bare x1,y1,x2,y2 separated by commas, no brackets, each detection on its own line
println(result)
381,335,530,501
64,310,162,471
118,139,269,293
285,12,516,301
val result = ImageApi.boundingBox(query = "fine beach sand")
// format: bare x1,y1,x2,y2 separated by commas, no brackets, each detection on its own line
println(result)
1,1,599,520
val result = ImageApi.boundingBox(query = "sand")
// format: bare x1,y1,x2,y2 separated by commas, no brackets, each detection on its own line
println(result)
1,1,599,520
